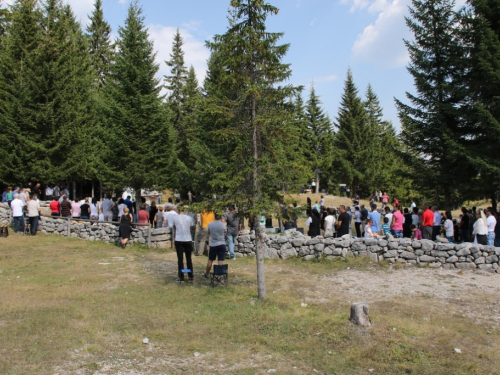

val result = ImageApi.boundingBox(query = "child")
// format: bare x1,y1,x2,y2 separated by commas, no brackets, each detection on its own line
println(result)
364,219,379,238
381,217,391,237
411,224,422,240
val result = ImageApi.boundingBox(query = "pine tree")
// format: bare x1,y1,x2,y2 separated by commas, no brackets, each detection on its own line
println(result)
395,0,469,208
205,0,308,299
305,84,334,194
333,69,376,196
0,0,10,41
106,0,176,201
459,0,500,207
86,0,113,89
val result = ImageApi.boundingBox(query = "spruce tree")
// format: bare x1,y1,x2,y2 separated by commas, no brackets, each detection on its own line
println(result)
395,0,469,208
106,0,176,201
459,0,500,207
205,0,308,299
86,0,113,89
333,69,376,196
305,84,334,193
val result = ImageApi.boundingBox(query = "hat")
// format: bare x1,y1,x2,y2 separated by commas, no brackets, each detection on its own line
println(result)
26,188,31,193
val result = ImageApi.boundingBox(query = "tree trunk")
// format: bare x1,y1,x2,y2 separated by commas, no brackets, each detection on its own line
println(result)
252,94,267,300
316,170,320,194
91,181,95,198
254,216,267,300
134,187,142,216
491,193,497,213
72,181,76,201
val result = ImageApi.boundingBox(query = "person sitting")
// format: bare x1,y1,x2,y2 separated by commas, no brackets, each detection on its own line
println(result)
411,224,422,240
364,219,379,238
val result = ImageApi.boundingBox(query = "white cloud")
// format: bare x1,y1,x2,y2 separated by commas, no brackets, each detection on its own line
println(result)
148,25,210,89
314,74,338,83
63,0,94,25
347,0,411,68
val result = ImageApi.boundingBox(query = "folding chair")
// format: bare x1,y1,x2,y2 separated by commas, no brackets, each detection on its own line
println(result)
210,264,228,287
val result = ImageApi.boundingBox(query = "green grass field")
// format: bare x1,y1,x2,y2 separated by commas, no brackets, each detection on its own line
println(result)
0,234,498,374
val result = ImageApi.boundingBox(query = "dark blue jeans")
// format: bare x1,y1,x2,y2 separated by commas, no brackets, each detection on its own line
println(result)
29,216,39,235
13,216,24,233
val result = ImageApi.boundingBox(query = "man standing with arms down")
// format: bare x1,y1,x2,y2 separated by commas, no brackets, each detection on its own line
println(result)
367,204,381,235
421,203,434,240
11,194,24,234
173,206,195,282
485,208,496,246
196,210,215,256
203,214,227,279
432,206,442,241
27,194,41,235
336,205,351,237
223,205,241,260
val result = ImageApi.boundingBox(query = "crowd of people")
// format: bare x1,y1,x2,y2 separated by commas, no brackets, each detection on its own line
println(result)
304,198,500,247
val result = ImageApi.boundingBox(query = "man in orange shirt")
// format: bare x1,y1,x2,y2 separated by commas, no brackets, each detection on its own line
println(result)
421,203,434,240
195,210,215,256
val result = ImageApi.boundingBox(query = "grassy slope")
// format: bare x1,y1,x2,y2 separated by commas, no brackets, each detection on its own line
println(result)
0,235,498,374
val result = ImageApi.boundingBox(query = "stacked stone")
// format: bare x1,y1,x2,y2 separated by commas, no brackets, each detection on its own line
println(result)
150,227,172,249
0,203,10,226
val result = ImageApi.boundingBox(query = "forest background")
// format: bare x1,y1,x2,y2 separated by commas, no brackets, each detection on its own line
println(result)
0,0,499,211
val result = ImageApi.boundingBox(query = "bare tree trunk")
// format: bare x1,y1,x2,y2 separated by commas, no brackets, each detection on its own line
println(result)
252,94,267,300
91,181,95,198
72,181,76,201
134,188,142,217
316,170,320,194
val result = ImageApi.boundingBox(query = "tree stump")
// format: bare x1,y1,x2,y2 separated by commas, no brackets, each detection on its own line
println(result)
350,302,371,326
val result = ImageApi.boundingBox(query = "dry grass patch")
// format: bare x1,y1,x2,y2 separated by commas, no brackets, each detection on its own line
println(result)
0,234,499,374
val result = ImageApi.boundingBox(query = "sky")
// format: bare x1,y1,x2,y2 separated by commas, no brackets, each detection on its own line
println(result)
6,0,458,130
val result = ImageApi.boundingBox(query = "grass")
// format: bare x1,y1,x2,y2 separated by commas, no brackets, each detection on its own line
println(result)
0,234,499,374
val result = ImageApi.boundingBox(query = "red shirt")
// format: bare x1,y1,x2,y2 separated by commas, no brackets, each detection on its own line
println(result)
50,201,60,213
138,210,149,224
422,209,434,227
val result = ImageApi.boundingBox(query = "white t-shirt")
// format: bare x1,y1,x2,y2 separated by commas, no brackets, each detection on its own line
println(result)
486,215,496,232
385,213,393,226
324,215,336,232
163,211,178,228
90,203,99,216
45,187,53,196
27,199,40,217
173,214,194,242
411,214,420,226
11,198,23,217
444,219,454,237
118,203,127,217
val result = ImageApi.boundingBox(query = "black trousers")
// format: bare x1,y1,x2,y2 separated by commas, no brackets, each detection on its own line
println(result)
355,222,361,237
175,241,193,280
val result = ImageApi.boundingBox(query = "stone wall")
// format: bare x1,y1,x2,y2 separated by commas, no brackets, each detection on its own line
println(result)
234,230,500,273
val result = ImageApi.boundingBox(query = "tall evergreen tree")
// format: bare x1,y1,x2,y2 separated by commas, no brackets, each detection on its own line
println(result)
333,69,376,196
205,0,307,299
459,0,500,207
106,0,176,201
395,0,469,208
86,0,113,89
305,84,334,193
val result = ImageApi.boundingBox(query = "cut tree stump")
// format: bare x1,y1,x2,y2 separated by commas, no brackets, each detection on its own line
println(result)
350,302,371,327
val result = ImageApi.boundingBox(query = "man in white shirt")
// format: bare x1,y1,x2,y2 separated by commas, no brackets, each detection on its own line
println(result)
27,194,41,235
485,209,496,246
172,206,195,282
432,207,442,241
101,195,114,222
45,186,54,201
10,194,24,233
163,205,178,228
19,188,28,207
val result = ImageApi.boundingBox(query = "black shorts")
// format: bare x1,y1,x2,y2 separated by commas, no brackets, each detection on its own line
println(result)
209,245,226,261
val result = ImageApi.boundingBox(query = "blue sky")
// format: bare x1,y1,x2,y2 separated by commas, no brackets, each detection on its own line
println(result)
8,0,458,130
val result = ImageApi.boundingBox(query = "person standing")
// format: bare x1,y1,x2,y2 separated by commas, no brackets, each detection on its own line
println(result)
71,199,81,219
472,209,488,245
411,207,420,227
223,205,241,260
80,199,90,219
384,207,393,229
32,183,41,197
163,205,178,228
53,183,61,201
203,214,227,279
306,209,321,237
60,196,72,219
173,207,195,282
336,205,350,237
149,200,158,227
410,199,416,211
11,194,24,233
101,195,113,222
90,198,99,221
494,211,500,247
443,211,454,242
421,203,434,240
485,209,496,246
403,208,413,238
323,208,336,238
368,204,381,235
353,206,362,237
432,206,442,241
382,192,389,208
459,207,470,242
154,206,164,228
320,195,325,207
391,206,404,238
360,204,369,235
119,207,133,248
50,196,60,217
27,194,41,235
138,204,149,224
45,185,53,201
196,210,215,256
